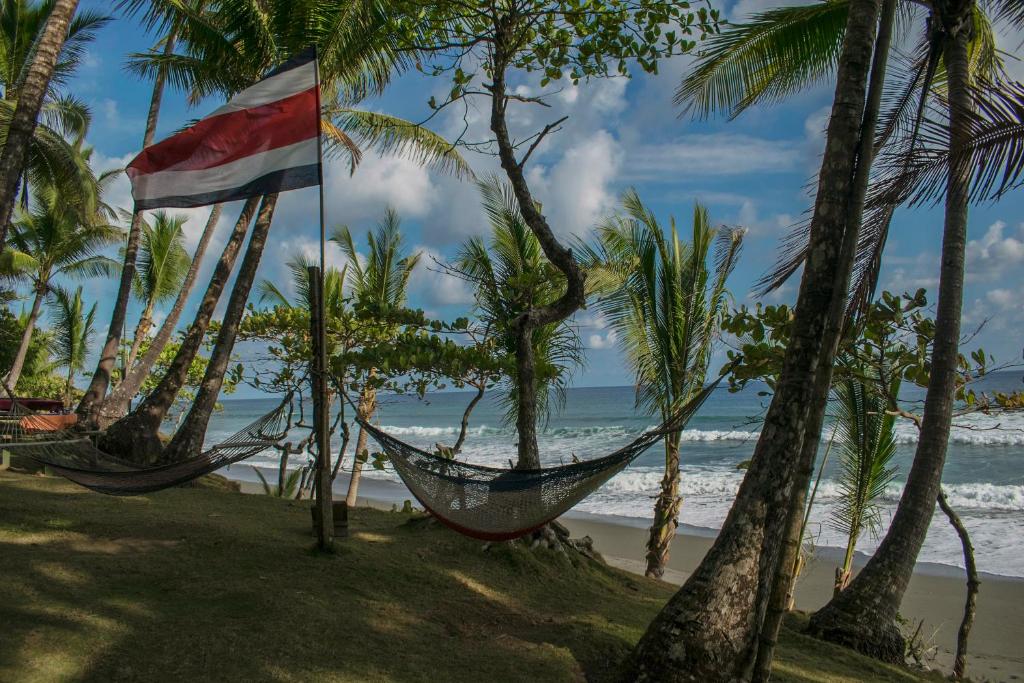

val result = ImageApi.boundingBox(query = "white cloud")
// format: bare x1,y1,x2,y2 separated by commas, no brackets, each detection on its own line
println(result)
986,288,1016,309
100,98,120,127
622,132,804,180
527,129,623,238
884,266,939,294
729,0,816,21
327,152,437,220
407,247,476,306
967,221,1024,276
588,329,618,349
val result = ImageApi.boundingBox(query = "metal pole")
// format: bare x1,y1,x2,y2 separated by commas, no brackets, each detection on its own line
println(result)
310,44,333,549
309,265,333,549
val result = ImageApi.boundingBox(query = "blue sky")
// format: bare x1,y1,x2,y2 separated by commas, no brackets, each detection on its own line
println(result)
46,0,1024,394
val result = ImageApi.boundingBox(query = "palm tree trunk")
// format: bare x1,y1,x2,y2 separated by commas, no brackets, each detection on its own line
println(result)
161,194,278,462
3,284,46,393
96,203,223,426
645,433,683,578
98,197,260,463
750,1,897,675
807,5,974,660
621,1,882,679
345,379,377,506
64,366,74,408
0,0,79,252
125,299,156,371
77,29,177,419
836,529,860,595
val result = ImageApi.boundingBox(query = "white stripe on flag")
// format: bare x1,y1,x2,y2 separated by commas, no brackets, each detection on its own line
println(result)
208,60,317,118
131,138,319,202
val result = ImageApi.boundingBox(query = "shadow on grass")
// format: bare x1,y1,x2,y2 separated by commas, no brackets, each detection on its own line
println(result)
0,473,655,682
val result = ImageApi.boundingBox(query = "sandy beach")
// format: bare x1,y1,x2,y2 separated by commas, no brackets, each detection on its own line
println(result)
230,467,1024,683
560,517,1024,683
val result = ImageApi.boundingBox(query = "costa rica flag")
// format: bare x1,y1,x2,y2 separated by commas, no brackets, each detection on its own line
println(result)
127,50,321,210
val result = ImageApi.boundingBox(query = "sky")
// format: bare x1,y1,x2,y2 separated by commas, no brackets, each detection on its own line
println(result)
34,0,1024,395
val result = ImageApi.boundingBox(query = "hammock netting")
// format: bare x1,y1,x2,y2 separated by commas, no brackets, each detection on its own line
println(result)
359,374,725,541
0,395,293,496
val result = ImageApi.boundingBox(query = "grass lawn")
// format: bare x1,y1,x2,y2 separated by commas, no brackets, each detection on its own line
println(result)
0,471,942,682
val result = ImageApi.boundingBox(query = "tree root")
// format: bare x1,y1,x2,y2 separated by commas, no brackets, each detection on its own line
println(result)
401,512,603,563
806,605,905,664
506,521,603,562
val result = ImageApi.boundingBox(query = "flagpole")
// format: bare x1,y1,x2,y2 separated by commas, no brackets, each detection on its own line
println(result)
311,45,334,550
314,46,326,276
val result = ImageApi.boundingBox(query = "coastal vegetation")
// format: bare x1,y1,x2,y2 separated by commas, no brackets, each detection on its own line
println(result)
0,0,1022,682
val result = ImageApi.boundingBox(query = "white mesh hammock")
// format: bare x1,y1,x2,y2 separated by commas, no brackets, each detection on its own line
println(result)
358,372,726,541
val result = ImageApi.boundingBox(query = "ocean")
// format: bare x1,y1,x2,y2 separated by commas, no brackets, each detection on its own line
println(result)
204,371,1024,578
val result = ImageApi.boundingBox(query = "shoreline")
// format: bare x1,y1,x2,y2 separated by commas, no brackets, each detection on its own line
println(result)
227,467,1024,681
225,463,1022,581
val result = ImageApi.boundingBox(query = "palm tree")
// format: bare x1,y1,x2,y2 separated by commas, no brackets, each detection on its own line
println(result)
98,196,261,462
161,194,280,463
0,0,86,249
48,283,95,406
828,357,899,594
622,0,888,677
673,0,1022,667
93,206,222,426
580,191,743,579
124,211,190,370
334,209,421,506
456,179,584,459
0,0,109,249
0,176,120,394
808,0,1011,660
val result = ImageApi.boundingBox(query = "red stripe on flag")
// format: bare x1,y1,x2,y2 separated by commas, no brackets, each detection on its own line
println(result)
128,87,319,176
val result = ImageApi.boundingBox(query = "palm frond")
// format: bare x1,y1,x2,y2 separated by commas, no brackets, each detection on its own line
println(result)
677,0,850,119
877,77,1024,206
135,211,191,306
327,107,473,179
457,177,583,426
582,189,743,417
828,356,899,545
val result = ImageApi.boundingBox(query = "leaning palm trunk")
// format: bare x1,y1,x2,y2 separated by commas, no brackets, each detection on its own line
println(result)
0,0,79,251
160,194,278,462
78,29,178,420
807,2,975,660
2,285,46,393
96,204,223,426
622,1,883,679
751,1,898,677
125,299,157,371
98,197,260,463
345,380,377,506
645,432,683,577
